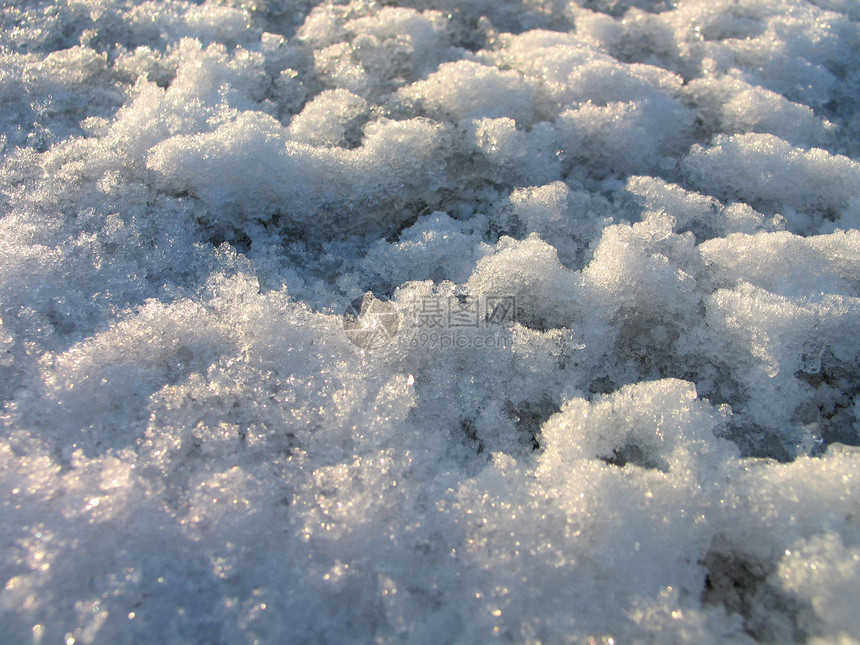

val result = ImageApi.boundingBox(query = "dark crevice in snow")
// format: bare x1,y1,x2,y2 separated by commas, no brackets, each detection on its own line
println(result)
506,397,558,451
599,442,666,471
700,544,816,643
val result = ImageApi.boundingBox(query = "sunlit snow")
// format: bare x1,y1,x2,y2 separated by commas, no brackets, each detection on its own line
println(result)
1,0,859,643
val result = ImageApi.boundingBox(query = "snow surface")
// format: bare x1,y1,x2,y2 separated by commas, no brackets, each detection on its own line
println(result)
1,0,859,643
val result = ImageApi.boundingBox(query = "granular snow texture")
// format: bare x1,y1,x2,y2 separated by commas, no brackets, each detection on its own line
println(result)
1,1,859,643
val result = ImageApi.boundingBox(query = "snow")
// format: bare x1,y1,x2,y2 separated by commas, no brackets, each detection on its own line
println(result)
1,0,859,643
683,132,860,224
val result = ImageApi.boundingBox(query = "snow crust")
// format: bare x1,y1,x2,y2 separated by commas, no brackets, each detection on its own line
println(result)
1,0,859,643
